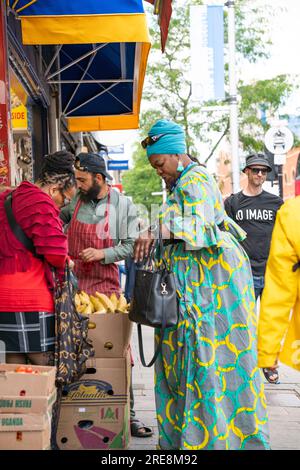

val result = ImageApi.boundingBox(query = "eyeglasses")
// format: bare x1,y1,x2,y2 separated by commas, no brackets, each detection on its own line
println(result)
141,134,167,149
249,167,268,175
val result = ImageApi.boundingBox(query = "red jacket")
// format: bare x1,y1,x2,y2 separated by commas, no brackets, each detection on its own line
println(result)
0,182,67,312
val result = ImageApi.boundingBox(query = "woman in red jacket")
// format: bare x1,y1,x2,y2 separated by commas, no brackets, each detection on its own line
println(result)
0,150,76,366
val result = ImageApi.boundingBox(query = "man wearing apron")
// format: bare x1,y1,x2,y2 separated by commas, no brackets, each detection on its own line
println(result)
60,152,153,438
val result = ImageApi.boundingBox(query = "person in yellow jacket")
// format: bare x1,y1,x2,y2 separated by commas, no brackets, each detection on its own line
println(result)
258,196,300,377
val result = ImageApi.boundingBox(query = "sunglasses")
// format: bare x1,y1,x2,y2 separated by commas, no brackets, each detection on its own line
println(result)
249,167,268,175
141,134,167,149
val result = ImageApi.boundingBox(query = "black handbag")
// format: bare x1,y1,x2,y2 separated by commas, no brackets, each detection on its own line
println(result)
129,233,178,367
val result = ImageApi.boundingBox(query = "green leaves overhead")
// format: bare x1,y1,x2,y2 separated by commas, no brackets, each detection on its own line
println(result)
123,0,295,203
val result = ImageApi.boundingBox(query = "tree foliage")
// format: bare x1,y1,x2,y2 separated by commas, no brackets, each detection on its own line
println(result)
238,75,293,151
123,0,294,205
234,0,273,63
121,143,162,211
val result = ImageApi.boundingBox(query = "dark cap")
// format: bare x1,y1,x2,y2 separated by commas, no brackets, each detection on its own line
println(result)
75,152,112,180
242,153,272,173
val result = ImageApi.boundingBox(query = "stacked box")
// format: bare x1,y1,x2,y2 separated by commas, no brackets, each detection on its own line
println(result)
86,312,132,358
0,364,56,450
57,353,131,450
58,309,133,450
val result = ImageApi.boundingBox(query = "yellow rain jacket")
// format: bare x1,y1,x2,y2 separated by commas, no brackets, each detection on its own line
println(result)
258,196,300,371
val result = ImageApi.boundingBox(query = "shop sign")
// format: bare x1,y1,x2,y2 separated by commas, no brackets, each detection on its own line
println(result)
11,102,28,129
107,160,129,171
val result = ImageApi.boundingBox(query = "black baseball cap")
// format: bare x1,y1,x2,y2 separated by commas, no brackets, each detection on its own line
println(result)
75,152,112,180
242,153,272,173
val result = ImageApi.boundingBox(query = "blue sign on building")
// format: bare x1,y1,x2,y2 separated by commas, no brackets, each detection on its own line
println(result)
107,160,129,171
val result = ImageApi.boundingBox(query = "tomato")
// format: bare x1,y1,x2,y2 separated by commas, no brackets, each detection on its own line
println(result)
15,366,26,373
25,366,33,373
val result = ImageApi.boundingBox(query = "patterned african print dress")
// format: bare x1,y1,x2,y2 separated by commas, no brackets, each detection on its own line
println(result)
155,163,270,450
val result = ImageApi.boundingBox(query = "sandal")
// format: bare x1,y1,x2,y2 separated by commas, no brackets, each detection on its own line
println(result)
262,368,279,384
130,419,153,438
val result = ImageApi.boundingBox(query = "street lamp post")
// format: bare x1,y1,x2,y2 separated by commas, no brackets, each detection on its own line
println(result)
226,0,240,193
151,179,167,204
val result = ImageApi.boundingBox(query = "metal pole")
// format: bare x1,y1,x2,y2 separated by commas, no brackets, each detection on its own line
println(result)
48,93,59,153
277,164,283,199
162,179,167,203
226,0,240,193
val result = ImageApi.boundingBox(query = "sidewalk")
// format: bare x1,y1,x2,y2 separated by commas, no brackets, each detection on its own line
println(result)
129,324,300,450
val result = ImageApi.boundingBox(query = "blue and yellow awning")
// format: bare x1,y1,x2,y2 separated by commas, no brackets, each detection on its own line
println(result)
9,0,149,45
9,1,150,131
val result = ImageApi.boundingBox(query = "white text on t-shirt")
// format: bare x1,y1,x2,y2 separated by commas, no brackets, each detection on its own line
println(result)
236,209,274,221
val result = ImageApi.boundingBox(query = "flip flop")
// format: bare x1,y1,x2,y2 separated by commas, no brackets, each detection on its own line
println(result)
130,419,153,438
262,368,279,384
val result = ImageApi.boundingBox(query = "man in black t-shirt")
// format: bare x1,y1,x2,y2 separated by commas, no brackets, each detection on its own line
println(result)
224,153,283,301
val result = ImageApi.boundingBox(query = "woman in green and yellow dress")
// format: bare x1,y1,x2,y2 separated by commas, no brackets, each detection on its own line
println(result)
134,119,270,450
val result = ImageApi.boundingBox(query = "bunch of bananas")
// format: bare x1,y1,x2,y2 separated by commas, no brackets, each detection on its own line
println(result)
74,291,130,315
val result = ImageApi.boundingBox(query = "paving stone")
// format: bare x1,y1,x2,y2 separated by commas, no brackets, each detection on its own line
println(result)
266,389,300,407
134,402,156,411
284,407,300,419
265,383,300,391
269,423,300,449
267,406,289,416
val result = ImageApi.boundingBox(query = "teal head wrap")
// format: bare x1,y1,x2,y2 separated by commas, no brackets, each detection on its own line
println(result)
146,119,187,158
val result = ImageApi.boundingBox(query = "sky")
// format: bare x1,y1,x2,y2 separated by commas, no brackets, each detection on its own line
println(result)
237,0,300,114
241,0,300,81
176,0,300,81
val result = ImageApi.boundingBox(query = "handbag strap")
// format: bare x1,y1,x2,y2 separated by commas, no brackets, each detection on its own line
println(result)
140,227,168,272
137,294,167,368
4,192,40,257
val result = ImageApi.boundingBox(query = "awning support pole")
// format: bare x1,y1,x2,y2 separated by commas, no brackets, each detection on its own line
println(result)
65,82,119,116
44,45,62,78
46,43,107,80
63,45,98,114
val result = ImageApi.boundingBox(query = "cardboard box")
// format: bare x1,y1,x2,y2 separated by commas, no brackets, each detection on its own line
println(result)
87,313,132,358
0,424,51,450
0,364,56,396
0,389,57,414
57,400,130,450
61,354,130,405
0,411,51,432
